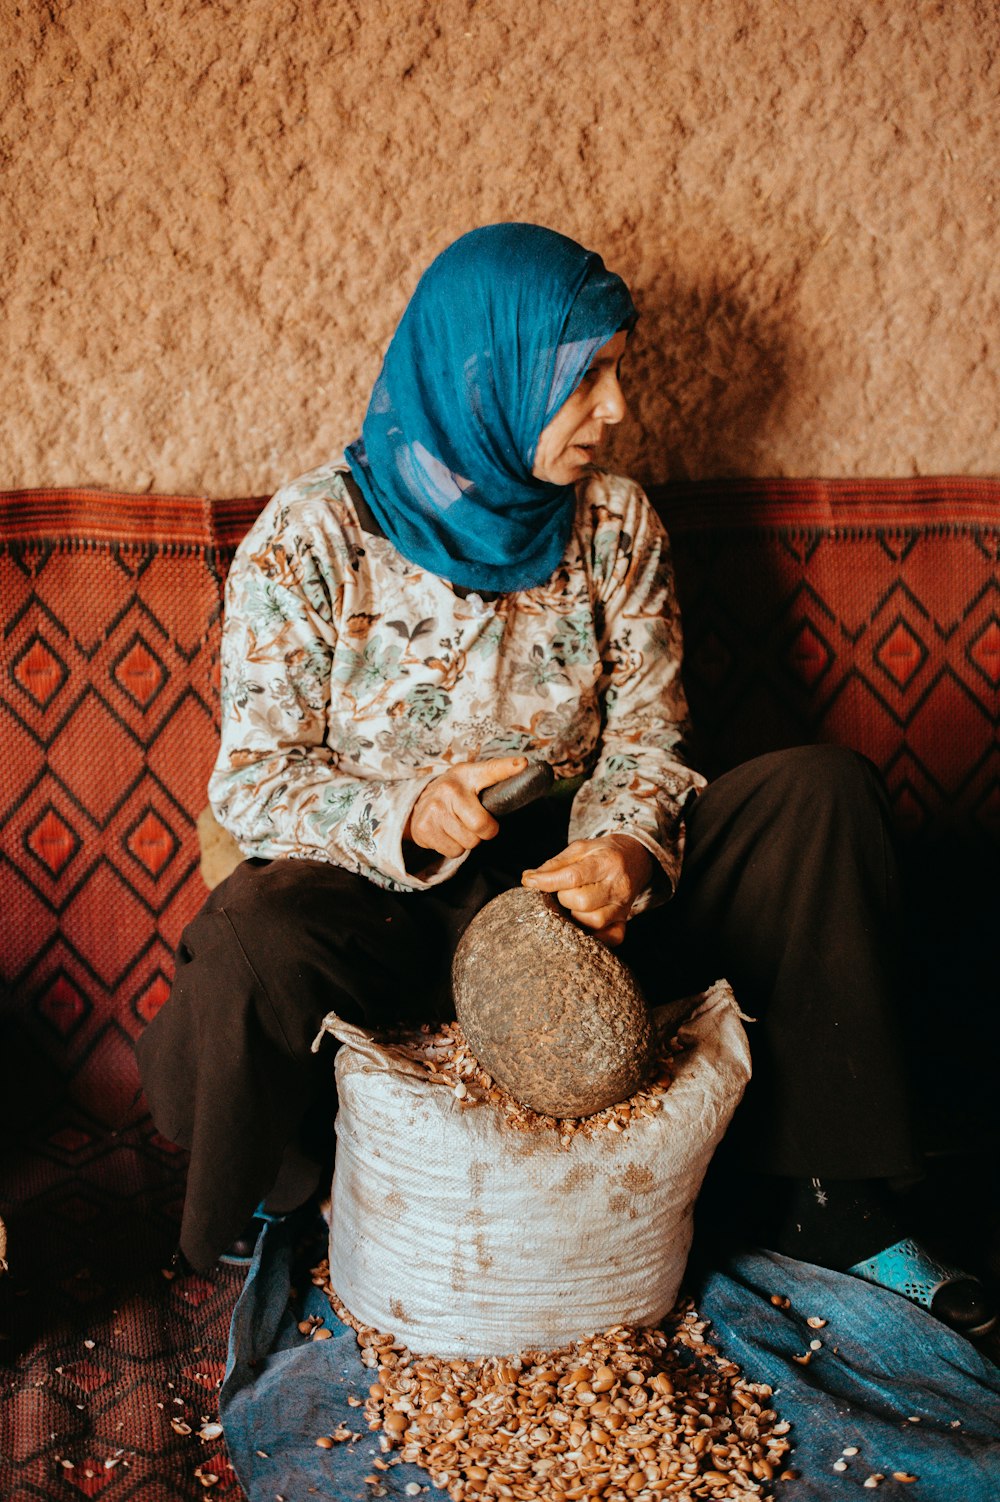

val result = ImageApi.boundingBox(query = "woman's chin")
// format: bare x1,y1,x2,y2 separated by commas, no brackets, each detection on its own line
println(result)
533,451,600,486
561,453,600,484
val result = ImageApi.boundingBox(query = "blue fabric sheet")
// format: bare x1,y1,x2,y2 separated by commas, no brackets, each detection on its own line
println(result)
220,1215,1000,1501
694,1251,1000,1499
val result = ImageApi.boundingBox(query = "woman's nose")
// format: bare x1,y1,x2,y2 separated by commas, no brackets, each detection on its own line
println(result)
594,372,627,425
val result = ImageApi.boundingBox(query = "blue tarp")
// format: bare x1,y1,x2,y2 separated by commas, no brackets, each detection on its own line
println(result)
695,1253,1000,1498
220,1214,1000,1500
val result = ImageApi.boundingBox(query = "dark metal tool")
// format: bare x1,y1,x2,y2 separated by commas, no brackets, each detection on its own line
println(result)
479,760,554,818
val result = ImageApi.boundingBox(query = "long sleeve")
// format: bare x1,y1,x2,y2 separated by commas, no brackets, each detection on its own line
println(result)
208,488,463,891
568,479,705,908
209,465,702,901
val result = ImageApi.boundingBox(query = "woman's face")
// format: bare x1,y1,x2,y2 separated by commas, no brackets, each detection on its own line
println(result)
531,330,629,486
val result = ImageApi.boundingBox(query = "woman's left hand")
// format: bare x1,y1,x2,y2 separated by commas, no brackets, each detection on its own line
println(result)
521,834,654,948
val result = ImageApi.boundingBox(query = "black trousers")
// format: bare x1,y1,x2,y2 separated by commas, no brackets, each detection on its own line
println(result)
137,745,919,1271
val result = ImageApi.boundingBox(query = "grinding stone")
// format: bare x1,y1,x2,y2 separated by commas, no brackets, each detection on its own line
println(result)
451,886,653,1118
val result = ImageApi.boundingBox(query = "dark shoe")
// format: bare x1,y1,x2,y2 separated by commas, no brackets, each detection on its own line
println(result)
931,1276,998,1340
218,1217,265,1267
164,1246,195,1278
848,1237,997,1339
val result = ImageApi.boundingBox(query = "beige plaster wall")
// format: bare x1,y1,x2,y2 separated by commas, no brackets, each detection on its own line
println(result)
2,0,998,495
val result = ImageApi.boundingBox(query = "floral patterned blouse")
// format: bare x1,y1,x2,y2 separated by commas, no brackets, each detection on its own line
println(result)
209,463,705,910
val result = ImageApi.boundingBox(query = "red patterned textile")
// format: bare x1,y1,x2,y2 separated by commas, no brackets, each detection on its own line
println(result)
0,479,997,1498
655,477,1000,846
1,480,998,1117
1,492,260,1118
0,1118,244,1501
0,491,261,1501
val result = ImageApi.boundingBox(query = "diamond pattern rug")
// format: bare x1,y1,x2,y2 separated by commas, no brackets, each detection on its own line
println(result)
0,478,997,1499
0,1116,244,1501
655,476,1000,844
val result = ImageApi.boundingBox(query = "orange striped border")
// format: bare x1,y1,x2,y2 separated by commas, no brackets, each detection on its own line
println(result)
651,475,1000,531
0,489,266,551
1,478,998,551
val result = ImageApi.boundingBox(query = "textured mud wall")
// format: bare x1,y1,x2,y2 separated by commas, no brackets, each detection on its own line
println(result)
2,0,998,494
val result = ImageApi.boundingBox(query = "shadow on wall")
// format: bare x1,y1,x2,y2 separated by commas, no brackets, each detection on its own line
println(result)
629,275,793,481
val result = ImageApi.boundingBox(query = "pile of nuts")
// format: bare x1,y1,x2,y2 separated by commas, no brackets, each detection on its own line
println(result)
390,1021,682,1145
318,1006,794,1496
316,1264,793,1501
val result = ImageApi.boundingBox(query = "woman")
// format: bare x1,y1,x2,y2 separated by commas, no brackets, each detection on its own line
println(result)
138,223,993,1337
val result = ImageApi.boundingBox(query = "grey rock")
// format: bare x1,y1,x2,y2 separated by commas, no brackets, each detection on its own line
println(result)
452,887,653,1118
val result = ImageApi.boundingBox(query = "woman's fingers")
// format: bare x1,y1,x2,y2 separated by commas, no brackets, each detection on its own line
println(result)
411,792,492,855
521,843,600,889
447,788,499,844
551,880,618,916
456,788,502,843
468,755,530,793
408,756,527,855
557,883,632,938
590,920,627,948
525,862,606,893
444,756,528,843
427,829,467,860
523,848,625,902
522,835,652,945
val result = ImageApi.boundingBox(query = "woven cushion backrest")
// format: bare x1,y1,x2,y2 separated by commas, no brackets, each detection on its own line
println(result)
0,492,262,1123
654,477,1000,849
1,480,998,1116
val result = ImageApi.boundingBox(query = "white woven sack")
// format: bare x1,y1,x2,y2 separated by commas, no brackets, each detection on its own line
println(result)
319,979,750,1358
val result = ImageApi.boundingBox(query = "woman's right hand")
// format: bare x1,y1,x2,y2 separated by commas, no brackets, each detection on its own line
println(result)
405,756,529,859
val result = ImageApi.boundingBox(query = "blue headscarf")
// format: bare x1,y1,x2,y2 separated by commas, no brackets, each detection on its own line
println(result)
345,223,636,594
